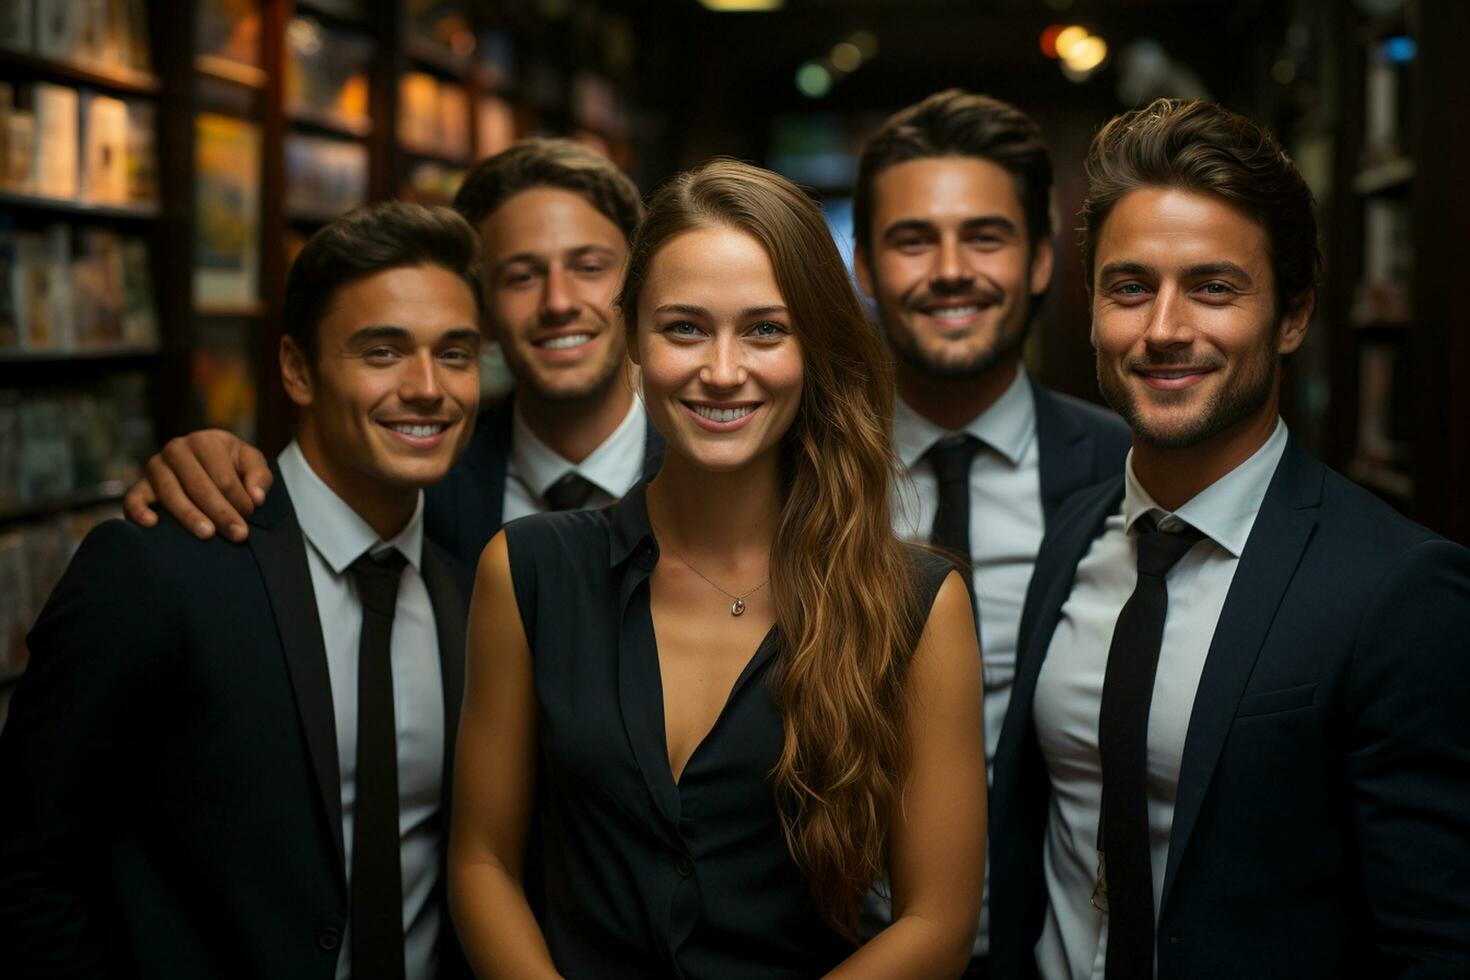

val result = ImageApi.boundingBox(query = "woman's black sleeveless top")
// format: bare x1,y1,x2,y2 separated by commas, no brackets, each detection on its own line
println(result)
502,480,954,980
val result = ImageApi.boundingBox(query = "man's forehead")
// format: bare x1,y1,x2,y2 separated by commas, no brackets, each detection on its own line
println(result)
479,186,627,253
1096,187,1269,265
871,155,1024,220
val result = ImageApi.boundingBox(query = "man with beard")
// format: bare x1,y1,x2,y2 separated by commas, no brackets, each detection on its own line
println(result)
122,139,659,562
853,90,1129,976
989,99,1470,980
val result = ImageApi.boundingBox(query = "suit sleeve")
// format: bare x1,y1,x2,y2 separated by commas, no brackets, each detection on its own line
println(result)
0,520,179,979
1346,538,1470,977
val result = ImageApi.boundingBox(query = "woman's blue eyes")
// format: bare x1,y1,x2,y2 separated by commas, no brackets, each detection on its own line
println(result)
662,321,787,338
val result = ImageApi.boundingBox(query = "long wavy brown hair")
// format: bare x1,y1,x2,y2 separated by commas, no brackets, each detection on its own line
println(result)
619,159,930,939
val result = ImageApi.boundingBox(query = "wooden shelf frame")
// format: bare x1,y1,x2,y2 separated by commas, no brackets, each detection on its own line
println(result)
0,189,161,221
0,50,159,96
0,483,127,529
1323,0,1469,543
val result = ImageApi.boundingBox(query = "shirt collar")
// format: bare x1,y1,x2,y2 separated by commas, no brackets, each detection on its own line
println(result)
892,364,1037,469
510,395,646,502
276,439,424,573
608,476,657,569
1122,417,1289,558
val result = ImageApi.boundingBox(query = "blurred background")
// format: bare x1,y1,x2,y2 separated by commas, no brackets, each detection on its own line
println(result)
0,0,1465,689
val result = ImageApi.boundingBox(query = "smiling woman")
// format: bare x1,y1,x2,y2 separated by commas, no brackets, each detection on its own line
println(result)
450,160,988,980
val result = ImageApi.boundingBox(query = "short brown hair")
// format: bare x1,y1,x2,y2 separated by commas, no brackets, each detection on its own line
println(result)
451,137,643,239
284,201,483,363
853,89,1053,252
1080,98,1321,312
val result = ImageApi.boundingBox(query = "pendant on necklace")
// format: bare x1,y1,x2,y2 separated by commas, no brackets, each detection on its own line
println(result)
731,598,746,616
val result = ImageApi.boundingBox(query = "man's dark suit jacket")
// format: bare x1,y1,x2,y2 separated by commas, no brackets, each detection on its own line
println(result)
425,395,666,566
0,478,473,980
1027,376,1131,523
990,437,1470,980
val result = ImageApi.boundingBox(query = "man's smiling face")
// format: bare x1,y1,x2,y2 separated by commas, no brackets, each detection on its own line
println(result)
479,186,629,407
288,263,481,496
856,155,1052,380
1090,186,1310,450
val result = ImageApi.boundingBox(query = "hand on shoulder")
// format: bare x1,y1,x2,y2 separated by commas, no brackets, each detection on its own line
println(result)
122,429,272,543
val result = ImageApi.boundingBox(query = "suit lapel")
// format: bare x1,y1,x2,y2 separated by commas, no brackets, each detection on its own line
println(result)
420,543,469,815
246,471,346,872
459,398,515,544
1001,478,1122,806
1031,378,1098,526
1015,478,1125,684
1160,440,1322,907
991,477,1122,974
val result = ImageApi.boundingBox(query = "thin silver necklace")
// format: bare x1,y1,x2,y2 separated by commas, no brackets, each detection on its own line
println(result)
659,539,769,616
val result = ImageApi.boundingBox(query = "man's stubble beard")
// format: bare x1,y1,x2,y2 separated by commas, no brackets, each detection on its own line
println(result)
1098,336,1278,450
879,295,1033,382
500,311,629,409
520,342,626,408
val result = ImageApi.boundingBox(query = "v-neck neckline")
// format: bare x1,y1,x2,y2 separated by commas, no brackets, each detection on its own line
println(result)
654,621,779,787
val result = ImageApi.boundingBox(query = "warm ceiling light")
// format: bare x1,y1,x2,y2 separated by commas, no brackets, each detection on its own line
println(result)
1063,35,1108,73
849,29,878,59
1053,25,1090,61
699,0,784,10
1040,24,1065,59
830,41,862,72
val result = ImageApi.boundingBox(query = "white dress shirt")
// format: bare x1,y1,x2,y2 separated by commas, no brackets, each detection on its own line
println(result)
277,441,445,980
501,395,648,523
1031,418,1288,980
869,365,1047,956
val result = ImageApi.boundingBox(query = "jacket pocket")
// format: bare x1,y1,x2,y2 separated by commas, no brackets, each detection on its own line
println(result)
1235,682,1317,718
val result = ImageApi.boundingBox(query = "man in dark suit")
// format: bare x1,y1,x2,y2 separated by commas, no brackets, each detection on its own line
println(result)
852,90,1129,975
0,203,485,979
121,139,662,565
989,99,1470,980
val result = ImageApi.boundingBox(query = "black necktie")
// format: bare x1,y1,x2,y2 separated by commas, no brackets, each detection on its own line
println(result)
348,548,409,980
925,435,982,567
543,471,596,511
1098,516,1202,980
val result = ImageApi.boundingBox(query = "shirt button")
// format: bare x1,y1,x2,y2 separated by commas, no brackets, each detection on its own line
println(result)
674,854,694,877
318,927,342,951
637,543,657,569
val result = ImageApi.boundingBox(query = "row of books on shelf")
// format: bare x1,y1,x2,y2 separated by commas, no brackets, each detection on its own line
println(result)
399,72,472,161
0,223,157,352
0,503,121,679
285,13,373,132
400,159,469,208
0,377,153,510
0,0,152,77
0,80,156,206
286,134,368,219
1362,40,1411,169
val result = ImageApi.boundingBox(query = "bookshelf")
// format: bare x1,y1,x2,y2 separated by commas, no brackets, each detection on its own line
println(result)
0,1,187,684
1324,0,1468,544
